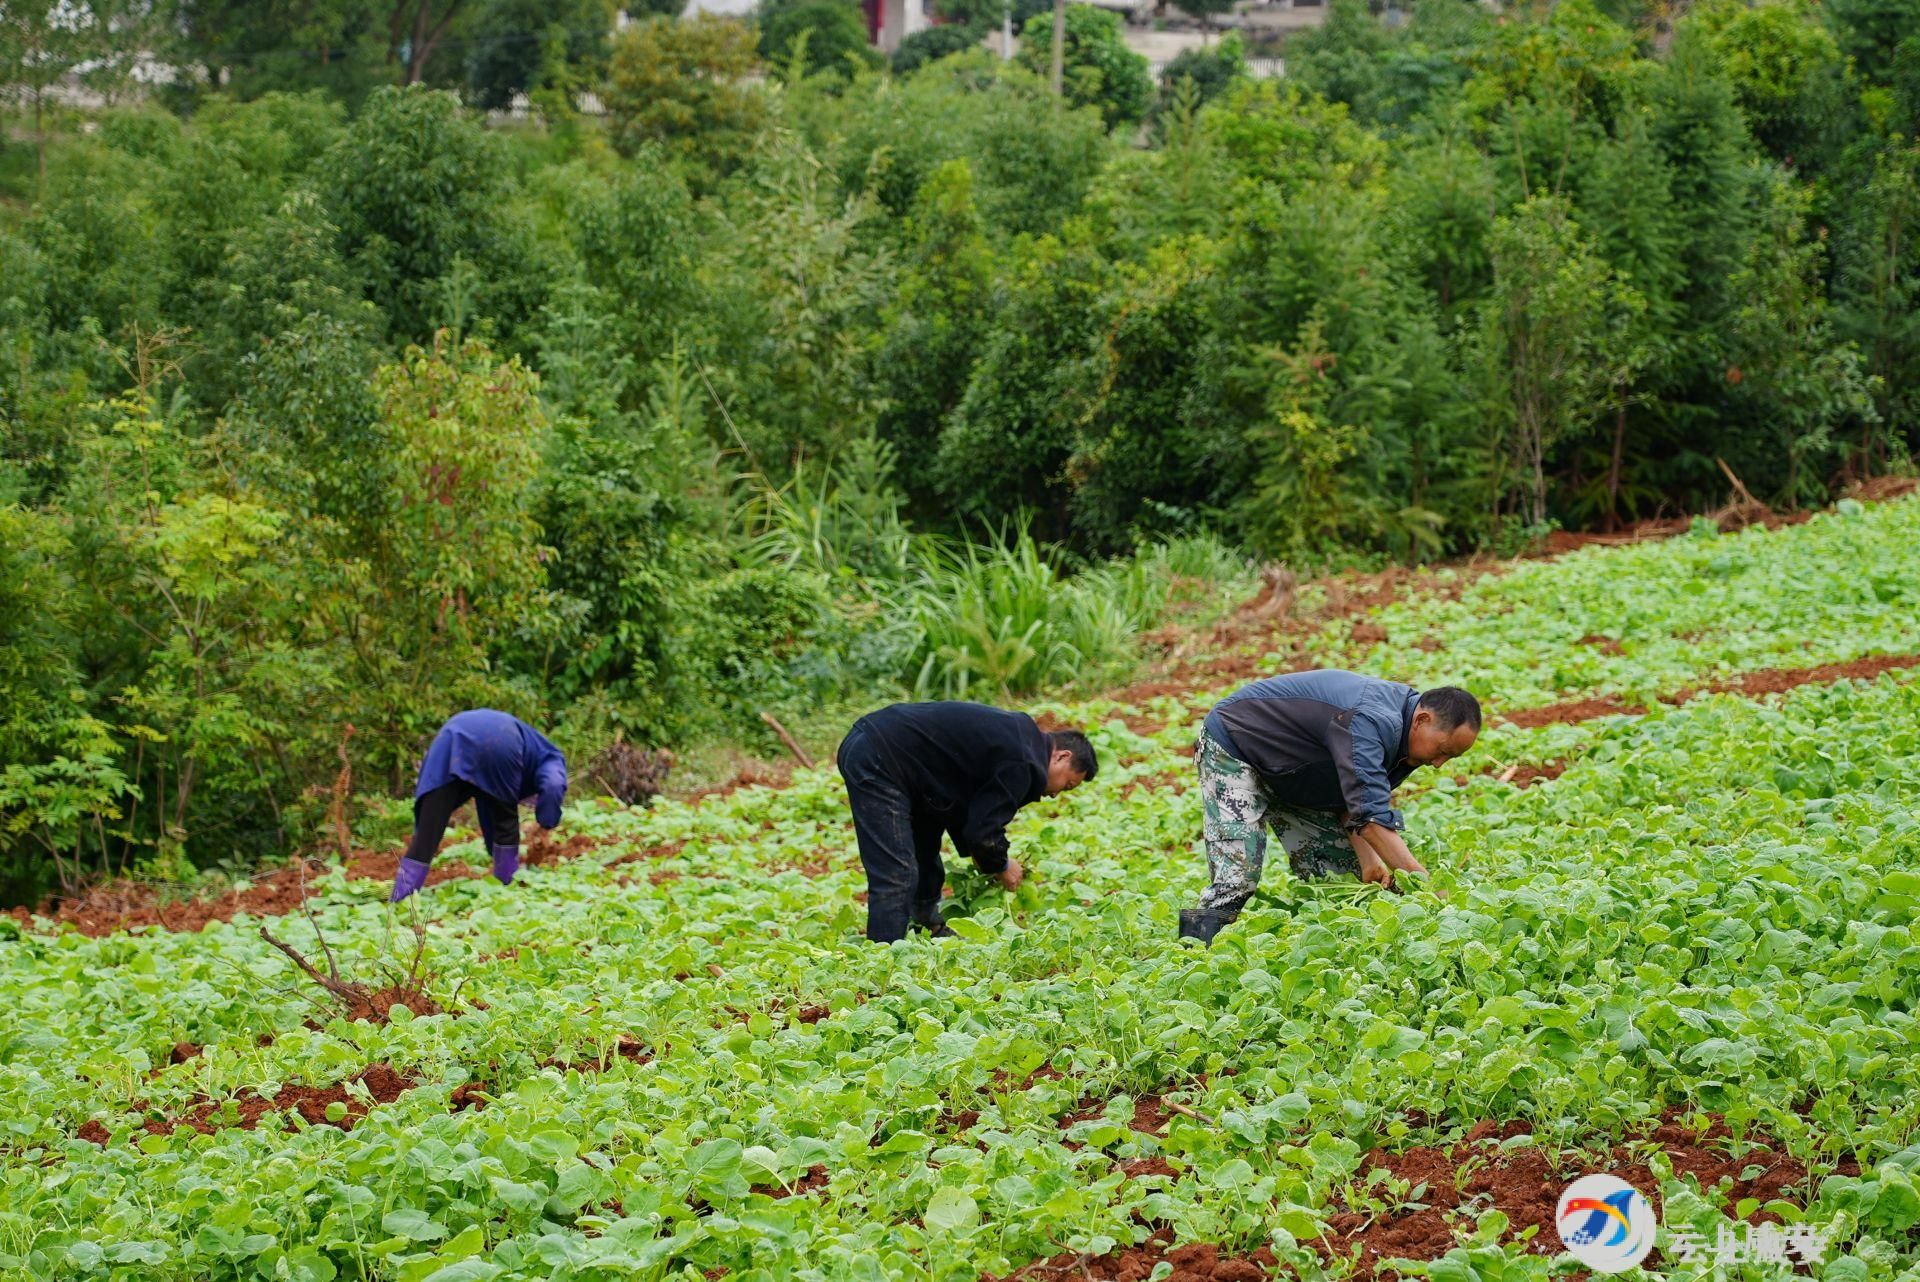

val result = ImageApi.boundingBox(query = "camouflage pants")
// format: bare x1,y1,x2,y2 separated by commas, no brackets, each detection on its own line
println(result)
1194,731,1357,916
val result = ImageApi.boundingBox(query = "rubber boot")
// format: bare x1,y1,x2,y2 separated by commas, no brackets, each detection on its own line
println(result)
390,857,432,903
491,844,520,886
1178,908,1232,945
910,908,955,939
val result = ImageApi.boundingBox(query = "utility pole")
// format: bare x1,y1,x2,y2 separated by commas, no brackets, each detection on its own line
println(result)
1049,0,1065,97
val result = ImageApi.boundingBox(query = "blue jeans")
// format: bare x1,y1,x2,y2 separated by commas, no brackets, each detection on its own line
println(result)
839,720,954,942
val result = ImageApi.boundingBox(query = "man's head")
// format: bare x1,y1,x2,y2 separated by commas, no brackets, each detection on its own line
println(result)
1046,729,1098,795
1408,686,1480,768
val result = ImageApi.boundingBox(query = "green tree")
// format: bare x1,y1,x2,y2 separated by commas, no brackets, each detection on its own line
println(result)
874,158,995,500
759,0,882,78
1173,0,1233,27
1064,244,1225,549
1832,139,1920,459
324,85,550,343
717,133,892,467
1151,33,1244,127
1726,172,1880,502
460,0,617,111
1690,0,1843,158
1015,4,1151,128
1476,196,1646,529
603,15,767,178
937,229,1110,533
169,0,391,104
1826,0,1920,85
566,158,702,384
2,0,97,180
892,24,983,75
1087,78,1231,253
343,335,550,784
1203,79,1389,200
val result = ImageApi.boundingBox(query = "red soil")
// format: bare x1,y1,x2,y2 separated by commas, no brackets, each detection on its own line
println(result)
1319,1116,1854,1279
687,760,793,804
8,860,340,938
1675,654,1920,702
608,839,687,867
541,1034,651,1072
1119,770,1188,799
760,1164,831,1198
9,826,633,939
1059,1093,1175,1142
448,1083,490,1111
1471,760,1568,789
133,1064,419,1137
987,1231,1278,1282
1120,1156,1180,1179
524,829,600,866
1578,634,1625,656
338,984,443,1025
1497,696,1648,729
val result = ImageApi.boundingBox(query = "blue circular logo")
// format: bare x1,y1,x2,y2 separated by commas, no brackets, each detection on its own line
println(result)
1556,1174,1657,1273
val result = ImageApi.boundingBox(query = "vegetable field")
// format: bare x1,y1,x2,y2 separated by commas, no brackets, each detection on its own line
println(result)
8,500,1920,1282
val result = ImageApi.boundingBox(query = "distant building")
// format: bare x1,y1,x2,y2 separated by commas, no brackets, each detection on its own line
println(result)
859,0,931,51
629,0,933,53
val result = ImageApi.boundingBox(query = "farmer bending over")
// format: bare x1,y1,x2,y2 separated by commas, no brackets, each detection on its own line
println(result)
1181,671,1479,944
839,702,1097,942
391,709,568,903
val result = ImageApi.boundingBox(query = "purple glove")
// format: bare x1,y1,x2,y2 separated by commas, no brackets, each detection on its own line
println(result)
491,844,520,885
390,857,431,903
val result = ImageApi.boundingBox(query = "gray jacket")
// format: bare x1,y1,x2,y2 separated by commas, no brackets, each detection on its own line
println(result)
1201,669,1420,831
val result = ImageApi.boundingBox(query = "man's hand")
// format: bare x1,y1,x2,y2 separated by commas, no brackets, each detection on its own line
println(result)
1353,837,1391,886
999,858,1024,891
1355,824,1426,889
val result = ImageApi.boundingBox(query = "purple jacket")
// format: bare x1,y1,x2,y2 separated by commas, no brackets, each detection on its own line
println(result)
415,710,568,829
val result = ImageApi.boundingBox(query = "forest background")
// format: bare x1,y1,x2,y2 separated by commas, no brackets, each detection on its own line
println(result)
2,0,1915,902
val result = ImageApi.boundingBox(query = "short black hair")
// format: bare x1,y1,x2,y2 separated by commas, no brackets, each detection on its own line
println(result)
1420,686,1482,733
1048,729,1099,781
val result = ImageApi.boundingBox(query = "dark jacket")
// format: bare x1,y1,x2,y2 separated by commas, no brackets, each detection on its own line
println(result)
1202,670,1419,831
848,702,1049,873
415,709,569,829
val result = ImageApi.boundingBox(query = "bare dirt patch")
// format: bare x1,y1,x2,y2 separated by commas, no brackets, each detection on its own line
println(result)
1059,1093,1177,1146
1119,770,1188,800
608,839,687,868
1497,696,1648,729
987,1231,1278,1281
687,760,793,804
9,860,341,938
1458,760,1568,789
1675,654,1920,702
758,1163,830,1199
1578,634,1625,656
540,1034,651,1072
524,829,601,866
1318,1116,1854,1279
123,1064,420,1137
